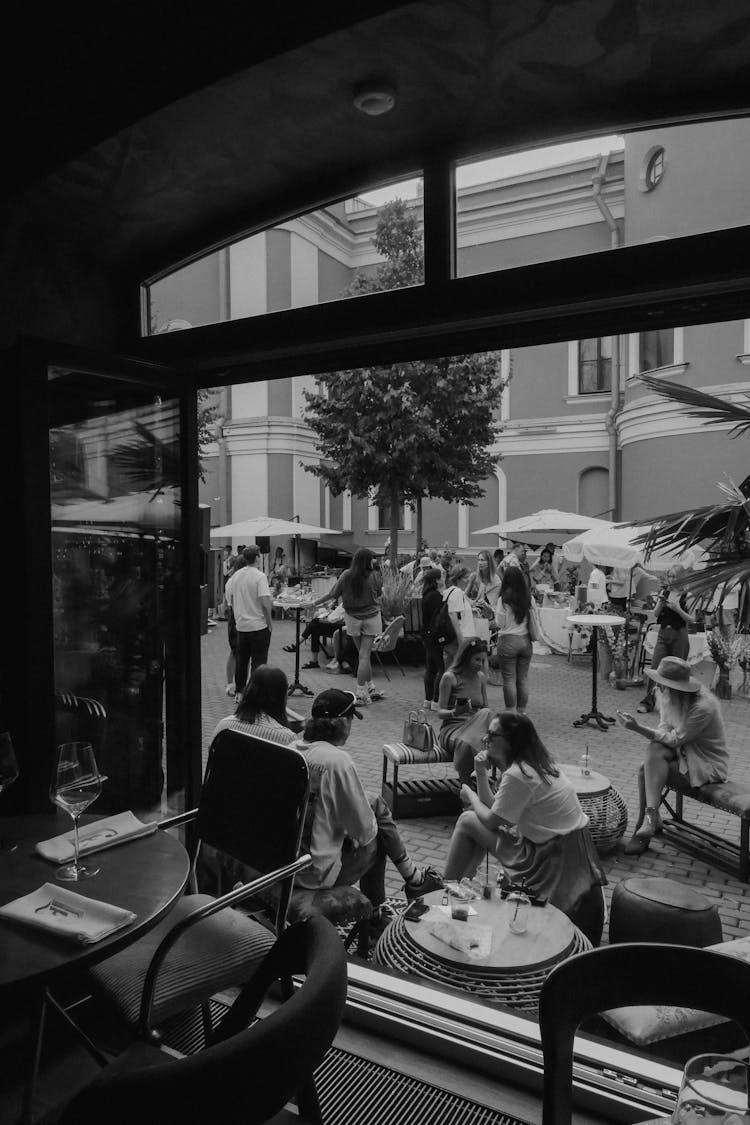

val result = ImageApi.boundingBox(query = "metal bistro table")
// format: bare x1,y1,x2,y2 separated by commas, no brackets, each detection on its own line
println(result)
566,613,625,731
274,596,316,697
375,889,591,1013
0,812,190,1123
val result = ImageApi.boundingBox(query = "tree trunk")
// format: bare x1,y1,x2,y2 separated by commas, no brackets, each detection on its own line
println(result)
415,496,423,560
389,493,400,569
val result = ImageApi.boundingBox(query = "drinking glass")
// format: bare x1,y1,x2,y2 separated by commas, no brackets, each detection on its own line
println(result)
507,889,530,934
672,1054,750,1123
49,741,102,881
0,731,19,852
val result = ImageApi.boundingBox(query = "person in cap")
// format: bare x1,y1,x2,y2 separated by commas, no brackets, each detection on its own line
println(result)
293,688,443,924
617,656,729,855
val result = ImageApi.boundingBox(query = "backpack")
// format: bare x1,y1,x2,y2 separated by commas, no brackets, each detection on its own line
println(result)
429,589,456,646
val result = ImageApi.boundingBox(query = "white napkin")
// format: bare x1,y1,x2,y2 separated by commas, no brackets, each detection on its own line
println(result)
0,883,136,944
35,811,157,864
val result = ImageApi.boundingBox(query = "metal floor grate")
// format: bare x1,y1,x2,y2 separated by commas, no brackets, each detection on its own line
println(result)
315,1047,532,1125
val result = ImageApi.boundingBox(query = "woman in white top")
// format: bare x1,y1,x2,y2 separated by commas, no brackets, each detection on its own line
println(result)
494,567,533,712
444,711,606,941
441,564,477,668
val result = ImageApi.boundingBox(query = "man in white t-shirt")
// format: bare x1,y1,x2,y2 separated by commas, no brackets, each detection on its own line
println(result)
587,566,608,608
225,545,273,695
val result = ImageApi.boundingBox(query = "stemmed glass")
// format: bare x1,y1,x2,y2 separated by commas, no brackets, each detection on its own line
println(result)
0,731,19,852
49,741,102,881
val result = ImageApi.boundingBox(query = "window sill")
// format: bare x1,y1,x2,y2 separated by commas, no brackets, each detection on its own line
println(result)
565,393,611,405
736,354,750,366
627,362,689,382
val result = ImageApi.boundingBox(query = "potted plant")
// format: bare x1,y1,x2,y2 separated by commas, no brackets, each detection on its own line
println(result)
707,627,735,699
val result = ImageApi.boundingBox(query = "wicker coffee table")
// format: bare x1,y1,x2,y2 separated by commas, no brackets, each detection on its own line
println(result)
559,763,628,855
375,889,591,1012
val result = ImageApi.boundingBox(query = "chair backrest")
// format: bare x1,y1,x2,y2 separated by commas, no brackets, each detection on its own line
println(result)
376,614,405,653
539,942,750,1125
198,728,309,882
60,916,347,1125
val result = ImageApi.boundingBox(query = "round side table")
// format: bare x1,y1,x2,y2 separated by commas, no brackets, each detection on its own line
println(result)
566,613,625,730
559,763,628,855
374,890,591,1012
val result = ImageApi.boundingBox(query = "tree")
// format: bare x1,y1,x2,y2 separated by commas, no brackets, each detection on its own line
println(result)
630,374,750,617
303,199,507,563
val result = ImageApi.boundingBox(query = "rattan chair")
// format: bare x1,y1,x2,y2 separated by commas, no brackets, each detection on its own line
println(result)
373,615,406,680
539,942,750,1125
56,916,347,1125
85,732,311,1041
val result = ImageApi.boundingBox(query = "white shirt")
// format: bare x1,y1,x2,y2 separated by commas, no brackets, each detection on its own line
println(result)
587,567,607,607
491,762,588,844
446,586,477,640
225,564,271,632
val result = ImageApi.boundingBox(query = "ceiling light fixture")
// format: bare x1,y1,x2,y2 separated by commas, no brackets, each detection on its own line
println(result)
352,81,397,117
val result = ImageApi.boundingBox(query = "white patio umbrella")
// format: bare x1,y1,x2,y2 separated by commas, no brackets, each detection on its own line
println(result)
562,523,705,572
209,516,341,540
473,509,612,541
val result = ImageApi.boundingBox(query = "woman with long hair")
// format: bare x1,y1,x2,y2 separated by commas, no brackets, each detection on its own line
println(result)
529,546,557,598
421,566,444,710
437,637,492,783
444,710,606,943
211,664,296,746
495,566,534,712
466,550,502,611
310,546,384,705
618,656,728,854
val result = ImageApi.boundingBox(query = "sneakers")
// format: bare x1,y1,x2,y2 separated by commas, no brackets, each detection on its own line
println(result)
301,660,319,670
369,687,386,701
637,697,655,714
430,701,440,712
225,683,236,696
325,660,341,674
404,866,444,901
355,689,371,706
422,700,432,711
368,904,396,941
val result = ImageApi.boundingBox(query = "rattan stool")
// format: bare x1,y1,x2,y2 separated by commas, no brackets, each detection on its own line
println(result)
559,764,628,855
609,876,722,946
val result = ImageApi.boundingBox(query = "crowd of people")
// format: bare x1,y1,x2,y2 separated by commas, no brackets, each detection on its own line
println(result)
210,538,734,948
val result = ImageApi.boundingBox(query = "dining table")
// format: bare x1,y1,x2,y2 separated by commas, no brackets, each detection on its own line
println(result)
0,811,190,1123
274,595,317,696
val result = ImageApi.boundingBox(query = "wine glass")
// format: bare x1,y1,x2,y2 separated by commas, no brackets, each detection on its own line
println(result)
49,741,102,881
0,731,19,852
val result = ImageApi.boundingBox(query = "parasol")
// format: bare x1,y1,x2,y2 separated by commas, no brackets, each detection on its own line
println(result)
209,516,341,540
473,510,612,542
562,523,706,572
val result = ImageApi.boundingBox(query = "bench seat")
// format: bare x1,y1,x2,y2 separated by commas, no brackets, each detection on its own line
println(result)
381,740,460,820
661,779,750,882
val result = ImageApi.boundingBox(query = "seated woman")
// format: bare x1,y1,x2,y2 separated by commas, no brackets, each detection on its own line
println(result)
293,688,443,926
444,710,606,944
618,656,729,855
529,546,558,600
212,664,299,744
437,637,492,784
283,600,345,669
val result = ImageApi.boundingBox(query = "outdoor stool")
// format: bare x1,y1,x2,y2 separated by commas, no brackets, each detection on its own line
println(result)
609,876,722,947
660,778,750,883
381,740,460,819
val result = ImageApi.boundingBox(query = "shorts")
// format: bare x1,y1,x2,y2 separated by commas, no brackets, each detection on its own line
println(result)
344,611,382,639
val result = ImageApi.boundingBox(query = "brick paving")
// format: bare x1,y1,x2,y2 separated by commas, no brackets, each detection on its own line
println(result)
201,616,750,942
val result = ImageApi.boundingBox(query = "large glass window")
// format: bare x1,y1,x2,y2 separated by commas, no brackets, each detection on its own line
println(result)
640,328,675,372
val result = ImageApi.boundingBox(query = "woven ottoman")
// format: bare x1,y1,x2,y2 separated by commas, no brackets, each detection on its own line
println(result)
609,876,722,947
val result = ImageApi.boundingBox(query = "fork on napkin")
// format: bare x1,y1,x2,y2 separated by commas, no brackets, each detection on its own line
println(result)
35,811,157,864
0,884,136,944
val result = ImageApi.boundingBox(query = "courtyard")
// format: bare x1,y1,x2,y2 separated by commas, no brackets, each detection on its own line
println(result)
200,614,750,944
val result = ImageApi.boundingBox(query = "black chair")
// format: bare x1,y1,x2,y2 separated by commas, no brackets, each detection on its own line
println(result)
55,916,347,1125
85,731,311,1041
539,942,750,1125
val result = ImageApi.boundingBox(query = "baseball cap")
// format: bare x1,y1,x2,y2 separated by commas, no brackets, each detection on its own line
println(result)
419,555,432,568
311,688,363,721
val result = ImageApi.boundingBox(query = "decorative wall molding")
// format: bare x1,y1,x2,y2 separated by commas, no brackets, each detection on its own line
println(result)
223,417,319,458
496,414,609,457
617,382,750,446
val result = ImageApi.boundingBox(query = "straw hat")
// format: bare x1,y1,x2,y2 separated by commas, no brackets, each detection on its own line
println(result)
646,656,701,693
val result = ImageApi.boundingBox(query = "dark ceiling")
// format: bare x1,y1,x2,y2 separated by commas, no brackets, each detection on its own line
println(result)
7,1,750,284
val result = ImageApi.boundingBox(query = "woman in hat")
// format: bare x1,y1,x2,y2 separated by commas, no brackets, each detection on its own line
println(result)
444,710,606,944
437,637,492,783
618,656,729,854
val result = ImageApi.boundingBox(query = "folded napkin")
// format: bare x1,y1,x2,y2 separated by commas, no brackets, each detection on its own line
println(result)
36,811,157,864
0,883,136,944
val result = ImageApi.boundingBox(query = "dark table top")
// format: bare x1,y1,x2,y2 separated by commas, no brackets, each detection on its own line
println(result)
0,812,189,998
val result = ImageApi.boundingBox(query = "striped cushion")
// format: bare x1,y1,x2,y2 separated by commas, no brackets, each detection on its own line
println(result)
89,894,275,1027
382,741,451,767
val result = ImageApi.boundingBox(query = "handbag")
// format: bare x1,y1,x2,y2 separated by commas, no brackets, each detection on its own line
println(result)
402,709,435,752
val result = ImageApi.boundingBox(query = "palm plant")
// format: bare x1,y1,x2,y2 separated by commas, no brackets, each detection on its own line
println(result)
627,375,750,611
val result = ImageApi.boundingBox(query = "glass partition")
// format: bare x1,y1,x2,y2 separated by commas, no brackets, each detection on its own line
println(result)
49,371,187,817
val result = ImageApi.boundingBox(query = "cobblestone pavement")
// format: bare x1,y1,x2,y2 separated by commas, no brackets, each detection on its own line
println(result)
201,616,750,943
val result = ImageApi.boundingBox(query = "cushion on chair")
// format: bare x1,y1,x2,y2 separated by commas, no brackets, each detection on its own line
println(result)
383,741,451,767
89,894,275,1027
602,935,750,1045
288,885,373,925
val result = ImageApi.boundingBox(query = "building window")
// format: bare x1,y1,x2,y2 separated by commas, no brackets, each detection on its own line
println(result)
639,329,674,372
578,337,612,394
640,145,666,192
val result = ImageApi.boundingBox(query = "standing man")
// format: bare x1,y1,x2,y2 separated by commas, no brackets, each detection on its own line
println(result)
226,545,273,697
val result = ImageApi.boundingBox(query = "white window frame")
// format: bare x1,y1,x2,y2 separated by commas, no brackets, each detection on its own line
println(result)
627,327,685,379
568,338,614,398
